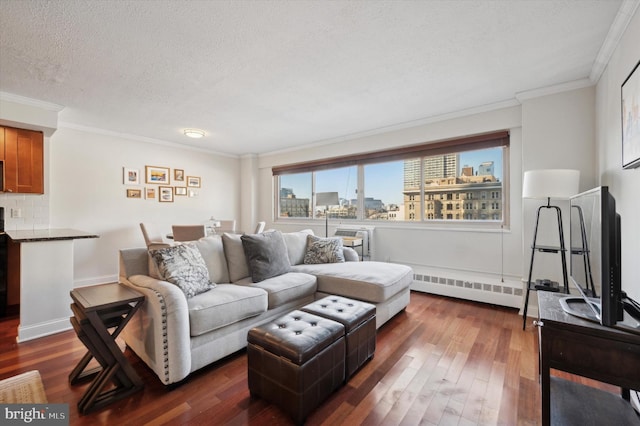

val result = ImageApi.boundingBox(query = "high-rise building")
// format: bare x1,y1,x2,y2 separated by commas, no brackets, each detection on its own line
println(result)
424,154,460,179
478,161,494,176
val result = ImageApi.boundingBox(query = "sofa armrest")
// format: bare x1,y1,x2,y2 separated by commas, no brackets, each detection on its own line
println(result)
343,247,360,262
120,274,191,385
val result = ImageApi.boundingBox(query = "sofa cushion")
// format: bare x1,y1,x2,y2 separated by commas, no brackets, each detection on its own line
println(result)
281,229,314,265
234,272,317,309
194,235,230,284
149,243,215,298
222,233,250,282
303,235,345,264
187,284,268,336
241,230,291,282
291,261,412,303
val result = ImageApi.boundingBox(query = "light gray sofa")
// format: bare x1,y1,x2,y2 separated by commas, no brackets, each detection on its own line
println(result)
118,229,412,385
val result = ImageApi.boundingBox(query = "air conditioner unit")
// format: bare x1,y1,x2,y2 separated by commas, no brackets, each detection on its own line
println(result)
334,226,374,260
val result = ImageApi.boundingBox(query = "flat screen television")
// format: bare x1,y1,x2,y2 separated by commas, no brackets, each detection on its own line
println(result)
567,186,622,326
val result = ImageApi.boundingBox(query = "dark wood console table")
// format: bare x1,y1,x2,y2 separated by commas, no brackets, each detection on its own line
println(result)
69,283,144,414
536,292,640,425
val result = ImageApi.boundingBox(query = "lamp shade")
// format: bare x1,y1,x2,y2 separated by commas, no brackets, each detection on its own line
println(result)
522,169,580,199
316,192,339,206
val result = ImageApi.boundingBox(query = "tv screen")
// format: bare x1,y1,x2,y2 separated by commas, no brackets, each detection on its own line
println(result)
569,186,621,326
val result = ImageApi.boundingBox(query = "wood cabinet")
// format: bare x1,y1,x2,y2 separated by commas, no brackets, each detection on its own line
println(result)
1,126,44,194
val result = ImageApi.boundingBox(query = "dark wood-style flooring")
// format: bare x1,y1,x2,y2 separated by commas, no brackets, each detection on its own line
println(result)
0,291,618,425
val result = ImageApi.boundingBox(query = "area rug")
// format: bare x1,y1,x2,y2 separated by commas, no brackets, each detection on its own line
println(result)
0,370,48,403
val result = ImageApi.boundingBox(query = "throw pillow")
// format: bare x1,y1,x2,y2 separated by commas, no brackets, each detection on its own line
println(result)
149,243,215,298
241,230,291,282
303,235,346,264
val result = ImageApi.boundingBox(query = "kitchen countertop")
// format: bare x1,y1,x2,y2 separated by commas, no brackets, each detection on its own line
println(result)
6,228,99,243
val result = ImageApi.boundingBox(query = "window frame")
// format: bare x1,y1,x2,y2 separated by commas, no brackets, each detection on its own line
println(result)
274,131,510,228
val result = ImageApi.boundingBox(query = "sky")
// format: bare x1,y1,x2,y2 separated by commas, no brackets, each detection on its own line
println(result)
280,147,503,206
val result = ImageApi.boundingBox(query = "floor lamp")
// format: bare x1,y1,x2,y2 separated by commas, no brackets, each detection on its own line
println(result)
521,169,580,330
316,192,339,237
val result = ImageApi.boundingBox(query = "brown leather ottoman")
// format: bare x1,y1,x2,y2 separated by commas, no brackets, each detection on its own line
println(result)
301,296,376,379
247,310,345,425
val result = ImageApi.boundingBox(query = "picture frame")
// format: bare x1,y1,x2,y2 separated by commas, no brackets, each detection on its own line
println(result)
145,187,156,200
145,165,171,184
174,186,187,196
187,176,201,188
123,167,139,185
159,186,174,202
174,169,185,181
126,188,142,198
622,60,640,169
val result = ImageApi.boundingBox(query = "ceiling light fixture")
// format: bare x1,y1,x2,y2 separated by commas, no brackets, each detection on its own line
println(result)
184,128,205,138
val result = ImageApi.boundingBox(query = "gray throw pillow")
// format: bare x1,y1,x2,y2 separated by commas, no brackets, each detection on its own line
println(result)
149,243,215,298
303,235,346,264
241,230,291,282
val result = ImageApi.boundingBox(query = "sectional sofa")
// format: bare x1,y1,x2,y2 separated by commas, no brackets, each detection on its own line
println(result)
118,229,413,385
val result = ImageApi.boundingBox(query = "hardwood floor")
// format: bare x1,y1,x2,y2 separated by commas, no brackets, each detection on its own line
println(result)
0,291,618,425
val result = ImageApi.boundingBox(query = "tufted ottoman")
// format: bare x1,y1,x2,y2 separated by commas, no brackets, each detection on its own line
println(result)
247,310,345,425
301,295,376,379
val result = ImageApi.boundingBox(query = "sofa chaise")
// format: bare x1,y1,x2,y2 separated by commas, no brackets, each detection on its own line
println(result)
118,229,412,385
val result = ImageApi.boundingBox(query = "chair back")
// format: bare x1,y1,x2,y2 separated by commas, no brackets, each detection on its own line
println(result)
140,223,165,246
218,220,236,233
172,225,206,242
254,221,266,233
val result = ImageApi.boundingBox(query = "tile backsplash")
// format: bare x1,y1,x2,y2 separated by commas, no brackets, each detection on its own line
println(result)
0,193,50,230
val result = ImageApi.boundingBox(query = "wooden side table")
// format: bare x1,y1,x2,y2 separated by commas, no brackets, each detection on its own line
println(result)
69,283,144,414
537,292,640,425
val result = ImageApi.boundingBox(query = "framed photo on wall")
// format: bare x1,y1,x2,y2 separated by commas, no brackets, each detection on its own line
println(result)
174,186,187,196
123,167,139,185
174,169,185,181
622,60,640,169
145,187,156,200
187,176,201,187
145,165,171,184
126,189,142,198
159,186,174,202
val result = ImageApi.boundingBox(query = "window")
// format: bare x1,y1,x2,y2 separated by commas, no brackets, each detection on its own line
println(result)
274,130,509,225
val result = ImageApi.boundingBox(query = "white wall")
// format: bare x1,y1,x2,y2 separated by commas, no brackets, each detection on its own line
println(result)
595,8,640,301
520,86,596,287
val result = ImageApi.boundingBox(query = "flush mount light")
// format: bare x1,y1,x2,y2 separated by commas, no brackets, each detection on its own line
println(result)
184,128,205,138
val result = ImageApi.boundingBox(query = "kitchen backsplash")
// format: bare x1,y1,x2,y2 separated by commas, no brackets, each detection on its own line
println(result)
0,193,50,230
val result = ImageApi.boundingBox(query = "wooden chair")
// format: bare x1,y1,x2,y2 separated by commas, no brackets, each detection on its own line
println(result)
140,223,165,246
172,225,206,242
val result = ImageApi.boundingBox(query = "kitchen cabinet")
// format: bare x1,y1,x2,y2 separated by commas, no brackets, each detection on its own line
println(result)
1,126,44,194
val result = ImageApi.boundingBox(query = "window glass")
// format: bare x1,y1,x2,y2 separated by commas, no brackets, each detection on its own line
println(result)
363,161,407,220
422,147,503,221
278,172,311,218
315,166,357,219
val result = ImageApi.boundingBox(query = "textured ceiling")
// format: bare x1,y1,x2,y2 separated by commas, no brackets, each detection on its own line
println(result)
0,0,628,155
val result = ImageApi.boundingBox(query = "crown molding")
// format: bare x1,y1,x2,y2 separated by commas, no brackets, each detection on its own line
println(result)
514,78,594,102
57,121,238,158
0,91,64,112
590,0,640,83
263,98,520,157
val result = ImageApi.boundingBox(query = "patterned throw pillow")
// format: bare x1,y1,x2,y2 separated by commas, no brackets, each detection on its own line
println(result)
149,243,215,298
303,235,346,264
